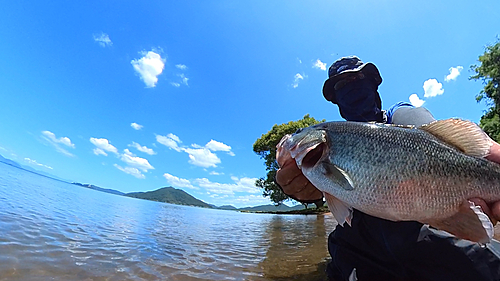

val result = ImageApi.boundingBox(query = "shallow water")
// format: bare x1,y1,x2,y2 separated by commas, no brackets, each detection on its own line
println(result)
0,162,336,280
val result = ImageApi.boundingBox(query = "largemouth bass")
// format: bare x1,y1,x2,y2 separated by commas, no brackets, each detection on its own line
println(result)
276,119,500,243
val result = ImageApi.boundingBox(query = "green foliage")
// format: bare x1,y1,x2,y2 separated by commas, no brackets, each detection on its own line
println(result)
478,110,500,142
253,114,325,205
470,38,500,141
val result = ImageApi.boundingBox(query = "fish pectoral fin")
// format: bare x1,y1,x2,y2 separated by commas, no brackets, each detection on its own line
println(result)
322,161,354,191
418,118,493,158
324,193,353,226
426,200,493,244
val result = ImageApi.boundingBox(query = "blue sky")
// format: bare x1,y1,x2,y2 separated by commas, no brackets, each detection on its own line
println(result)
0,1,499,208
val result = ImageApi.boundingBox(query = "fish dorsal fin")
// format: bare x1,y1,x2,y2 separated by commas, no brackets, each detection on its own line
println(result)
321,161,354,191
324,193,353,226
419,118,493,158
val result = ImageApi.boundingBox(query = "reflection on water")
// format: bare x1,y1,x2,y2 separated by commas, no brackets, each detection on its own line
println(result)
260,215,332,280
0,163,336,280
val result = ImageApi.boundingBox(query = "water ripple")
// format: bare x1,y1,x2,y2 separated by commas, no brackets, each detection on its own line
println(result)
0,163,335,280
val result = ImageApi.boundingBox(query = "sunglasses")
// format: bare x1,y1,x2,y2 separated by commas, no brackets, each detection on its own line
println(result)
334,72,366,91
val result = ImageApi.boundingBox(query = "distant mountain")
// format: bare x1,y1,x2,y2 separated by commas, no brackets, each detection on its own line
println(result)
0,154,23,168
0,155,314,212
239,204,306,212
126,187,212,208
208,204,309,212
72,183,125,196
0,154,69,182
217,205,238,210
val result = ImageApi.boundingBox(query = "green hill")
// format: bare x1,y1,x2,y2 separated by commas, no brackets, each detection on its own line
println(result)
218,205,238,210
73,182,125,196
126,186,212,208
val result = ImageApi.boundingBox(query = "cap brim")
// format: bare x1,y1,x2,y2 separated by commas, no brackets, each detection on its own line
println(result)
322,62,382,103
322,78,337,103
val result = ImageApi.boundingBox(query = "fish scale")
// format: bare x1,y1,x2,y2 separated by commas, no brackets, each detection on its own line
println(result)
328,122,498,218
277,119,500,243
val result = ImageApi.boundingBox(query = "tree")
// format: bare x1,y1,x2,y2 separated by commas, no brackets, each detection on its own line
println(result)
470,38,500,141
253,114,325,205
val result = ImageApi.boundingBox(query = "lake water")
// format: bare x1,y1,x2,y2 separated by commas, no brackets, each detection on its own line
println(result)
0,162,336,281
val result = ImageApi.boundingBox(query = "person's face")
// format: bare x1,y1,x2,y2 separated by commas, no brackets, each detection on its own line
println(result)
334,73,382,122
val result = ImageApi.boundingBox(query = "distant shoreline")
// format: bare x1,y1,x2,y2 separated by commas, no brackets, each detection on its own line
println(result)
240,206,330,215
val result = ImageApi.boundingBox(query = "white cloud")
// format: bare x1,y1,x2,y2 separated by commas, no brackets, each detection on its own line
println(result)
41,131,75,157
205,193,270,208
42,131,75,148
313,59,327,71
163,173,197,189
423,79,444,98
93,140,153,178
131,123,143,130
205,139,235,156
292,73,304,88
193,176,260,195
119,149,154,172
160,174,260,207
114,164,145,179
444,66,464,82
176,64,187,70
182,147,221,168
167,133,181,143
93,33,112,47
157,133,234,167
24,158,53,170
231,176,261,193
209,171,223,175
179,74,189,86
131,51,165,88
93,148,107,156
231,194,270,206
171,82,181,87
409,93,425,107
161,174,259,197
129,142,156,155
205,140,230,151
90,137,118,155
156,133,182,152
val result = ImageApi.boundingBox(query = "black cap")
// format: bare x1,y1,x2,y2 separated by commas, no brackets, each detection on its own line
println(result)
322,56,382,103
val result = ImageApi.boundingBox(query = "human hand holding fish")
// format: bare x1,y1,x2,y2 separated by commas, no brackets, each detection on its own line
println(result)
275,150,323,202
473,191,500,225
276,119,500,243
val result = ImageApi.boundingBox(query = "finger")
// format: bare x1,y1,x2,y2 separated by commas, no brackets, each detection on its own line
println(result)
276,135,292,167
491,201,500,223
295,182,323,202
485,142,500,164
275,160,302,186
275,158,322,201
284,174,311,196
469,198,498,225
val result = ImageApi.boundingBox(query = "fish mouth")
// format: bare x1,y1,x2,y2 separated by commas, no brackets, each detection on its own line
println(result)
277,130,327,169
291,132,327,169
300,142,327,169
